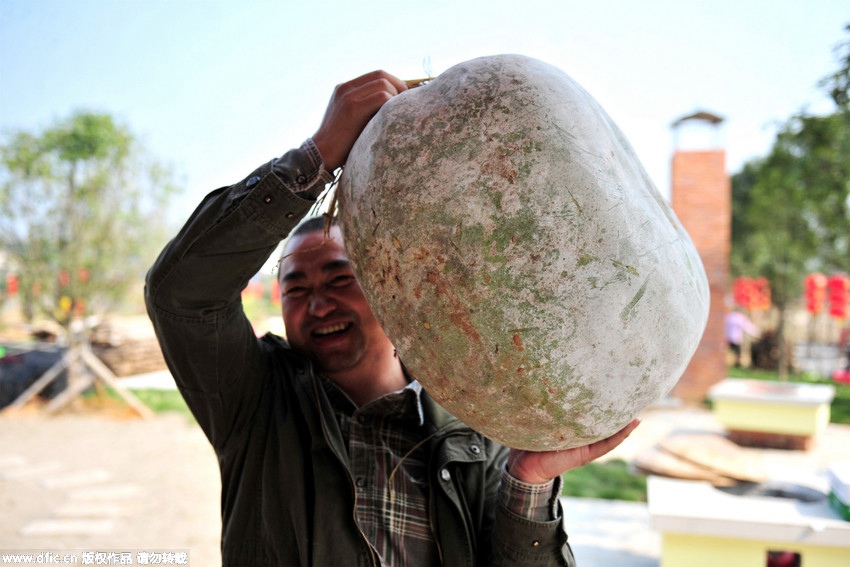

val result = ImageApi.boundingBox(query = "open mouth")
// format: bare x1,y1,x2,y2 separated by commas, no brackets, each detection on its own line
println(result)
312,322,352,338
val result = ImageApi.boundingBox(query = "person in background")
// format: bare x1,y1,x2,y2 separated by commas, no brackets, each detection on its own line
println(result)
725,307,761,368
146,69,638,566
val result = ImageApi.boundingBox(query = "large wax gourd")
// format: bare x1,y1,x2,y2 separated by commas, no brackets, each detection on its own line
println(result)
338,54,709,450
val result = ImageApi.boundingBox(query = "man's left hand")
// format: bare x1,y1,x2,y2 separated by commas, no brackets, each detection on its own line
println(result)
506,419,640,485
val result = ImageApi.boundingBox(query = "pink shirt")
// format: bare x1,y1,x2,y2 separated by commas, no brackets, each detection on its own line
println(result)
725,312,760,344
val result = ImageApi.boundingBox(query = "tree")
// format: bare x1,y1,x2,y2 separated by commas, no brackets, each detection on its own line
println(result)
731,26,850,377
0,110,179,338
820,24,850,111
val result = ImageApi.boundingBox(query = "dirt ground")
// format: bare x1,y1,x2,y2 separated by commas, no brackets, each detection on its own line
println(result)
0,407,220,565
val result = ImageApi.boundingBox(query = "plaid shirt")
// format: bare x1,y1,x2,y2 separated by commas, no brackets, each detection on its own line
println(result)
323,378,558,567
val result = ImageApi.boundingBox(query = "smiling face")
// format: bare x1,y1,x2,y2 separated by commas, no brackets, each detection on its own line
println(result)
279,225,394,380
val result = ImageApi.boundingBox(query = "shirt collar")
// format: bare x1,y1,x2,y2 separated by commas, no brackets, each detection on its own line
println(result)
320,376,425,427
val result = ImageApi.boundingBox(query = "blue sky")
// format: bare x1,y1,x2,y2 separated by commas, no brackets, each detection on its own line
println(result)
1,0,848,214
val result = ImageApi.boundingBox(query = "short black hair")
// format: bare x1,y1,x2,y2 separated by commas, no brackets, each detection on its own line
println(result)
290,215,337,238
279,216,339,267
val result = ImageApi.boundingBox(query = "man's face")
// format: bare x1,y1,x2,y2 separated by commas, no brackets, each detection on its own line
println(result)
279,225,391,377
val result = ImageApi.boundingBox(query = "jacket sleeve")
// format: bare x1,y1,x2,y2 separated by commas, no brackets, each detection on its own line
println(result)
490,461,575,566
491,481,575,566
144,144,320,451
480,448,575,567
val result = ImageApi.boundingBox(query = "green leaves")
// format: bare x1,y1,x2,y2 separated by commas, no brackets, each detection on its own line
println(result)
732,112,850,308
0,110,179,331
44,111,131,163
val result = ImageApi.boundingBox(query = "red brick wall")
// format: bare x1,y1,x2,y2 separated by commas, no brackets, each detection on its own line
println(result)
670,149,730,402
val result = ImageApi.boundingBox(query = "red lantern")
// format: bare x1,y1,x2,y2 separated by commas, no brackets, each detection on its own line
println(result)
733,277,753,309
732,276,772,312
753,277,771,311
804,273,828,314
6,274,18,296
827,274,849,319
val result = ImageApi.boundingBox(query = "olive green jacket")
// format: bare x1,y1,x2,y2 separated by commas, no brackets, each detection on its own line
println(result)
145,147,574,566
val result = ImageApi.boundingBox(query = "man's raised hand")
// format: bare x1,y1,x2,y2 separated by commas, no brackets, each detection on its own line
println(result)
312,70,408,171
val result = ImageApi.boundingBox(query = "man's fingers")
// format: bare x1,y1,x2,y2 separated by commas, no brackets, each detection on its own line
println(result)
332,72,407,112
312,70,407,170
584,419,641,462
339,70,408,96
342,79,401,119
506,419,642,484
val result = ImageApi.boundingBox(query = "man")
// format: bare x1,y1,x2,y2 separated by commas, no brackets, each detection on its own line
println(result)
146,70,637,566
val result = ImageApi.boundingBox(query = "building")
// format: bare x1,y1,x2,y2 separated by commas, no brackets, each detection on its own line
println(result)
669,111,731,403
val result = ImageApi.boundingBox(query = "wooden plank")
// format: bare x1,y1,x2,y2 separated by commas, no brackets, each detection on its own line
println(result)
633,447,736,486
658,433,767,483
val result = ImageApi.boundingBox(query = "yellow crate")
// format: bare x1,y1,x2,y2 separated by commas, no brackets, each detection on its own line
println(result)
708,379,834,437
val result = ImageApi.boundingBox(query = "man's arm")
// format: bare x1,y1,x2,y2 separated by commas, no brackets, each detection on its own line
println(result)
144,71,408,448
144,151,320,448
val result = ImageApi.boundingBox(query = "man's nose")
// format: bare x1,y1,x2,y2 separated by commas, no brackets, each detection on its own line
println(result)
308,292,337,318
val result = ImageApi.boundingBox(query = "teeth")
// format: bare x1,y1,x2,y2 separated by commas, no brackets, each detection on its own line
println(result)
315,323,348,336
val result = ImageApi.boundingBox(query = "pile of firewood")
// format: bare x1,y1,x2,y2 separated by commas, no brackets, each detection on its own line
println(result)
89,317,167,377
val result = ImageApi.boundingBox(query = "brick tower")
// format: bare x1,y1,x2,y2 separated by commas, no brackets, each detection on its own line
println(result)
670,111,730,403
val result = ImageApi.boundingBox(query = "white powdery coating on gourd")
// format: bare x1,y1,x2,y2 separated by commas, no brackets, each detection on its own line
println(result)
339,54,709,450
